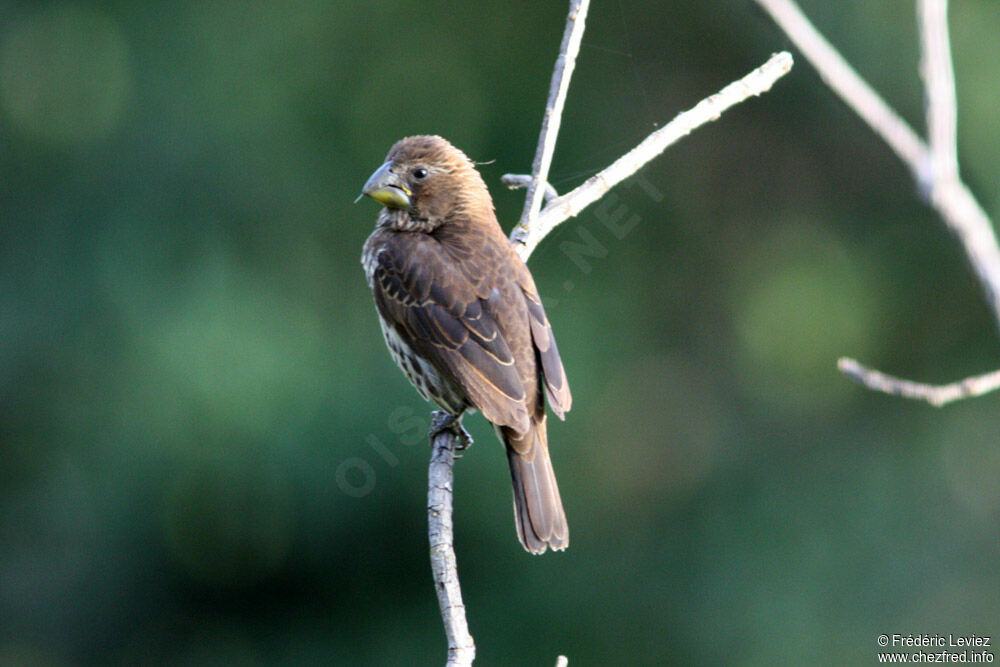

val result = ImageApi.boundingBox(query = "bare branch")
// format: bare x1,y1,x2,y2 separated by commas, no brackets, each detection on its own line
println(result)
517,0,590,232
918,0,959,185
428,425,475,666
838,358,1000,407
511,51,794,262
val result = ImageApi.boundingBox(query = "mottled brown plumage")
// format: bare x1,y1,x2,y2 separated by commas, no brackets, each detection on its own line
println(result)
360,135,571,554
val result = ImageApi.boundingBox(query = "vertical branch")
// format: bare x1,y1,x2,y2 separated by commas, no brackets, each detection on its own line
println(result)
515,0,590,237
420,6,794,665
428,428,475,666
918,0,959,185
910,1,1000,323
915,0,1000,329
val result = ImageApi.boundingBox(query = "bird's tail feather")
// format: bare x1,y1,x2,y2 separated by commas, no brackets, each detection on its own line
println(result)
502,417,568,554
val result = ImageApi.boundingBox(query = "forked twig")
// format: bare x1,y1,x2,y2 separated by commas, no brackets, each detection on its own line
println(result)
508,51,794,261
755,0,1000,404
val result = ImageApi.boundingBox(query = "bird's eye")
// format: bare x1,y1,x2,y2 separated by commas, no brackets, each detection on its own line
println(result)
412,168,428,179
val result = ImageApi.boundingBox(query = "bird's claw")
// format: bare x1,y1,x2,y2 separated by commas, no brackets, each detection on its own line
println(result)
429,411,473,451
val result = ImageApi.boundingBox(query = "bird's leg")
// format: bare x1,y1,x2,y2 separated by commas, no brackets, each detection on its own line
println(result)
429,411,473,451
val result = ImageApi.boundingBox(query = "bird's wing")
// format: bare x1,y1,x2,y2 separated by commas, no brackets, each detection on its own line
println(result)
520,282,572,418
370,233,531,433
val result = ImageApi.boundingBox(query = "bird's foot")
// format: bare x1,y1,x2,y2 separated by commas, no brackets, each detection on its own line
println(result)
429,411,473,451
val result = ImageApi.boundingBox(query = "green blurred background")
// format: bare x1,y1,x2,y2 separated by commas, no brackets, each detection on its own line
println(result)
2,0,998,664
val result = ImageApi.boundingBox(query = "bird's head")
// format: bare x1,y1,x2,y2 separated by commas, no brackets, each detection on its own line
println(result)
359,135,492,233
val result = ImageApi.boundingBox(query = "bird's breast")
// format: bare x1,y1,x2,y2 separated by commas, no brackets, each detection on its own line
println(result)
380,319,468,416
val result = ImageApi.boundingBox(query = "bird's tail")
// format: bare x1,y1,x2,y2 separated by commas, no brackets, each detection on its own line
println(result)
501,415,569,554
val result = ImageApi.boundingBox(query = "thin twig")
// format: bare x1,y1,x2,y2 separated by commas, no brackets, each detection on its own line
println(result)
838,358,1000,407
501,174,560,203
428,426,475,666
753,0,929,174
930,180,1000,324
510,51,794,261
516,0,590,234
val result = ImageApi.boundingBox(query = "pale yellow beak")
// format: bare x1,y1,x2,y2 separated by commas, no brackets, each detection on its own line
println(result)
360,161,411,209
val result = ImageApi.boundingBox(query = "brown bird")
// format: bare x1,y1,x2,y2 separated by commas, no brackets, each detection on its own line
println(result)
360,135,571,554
